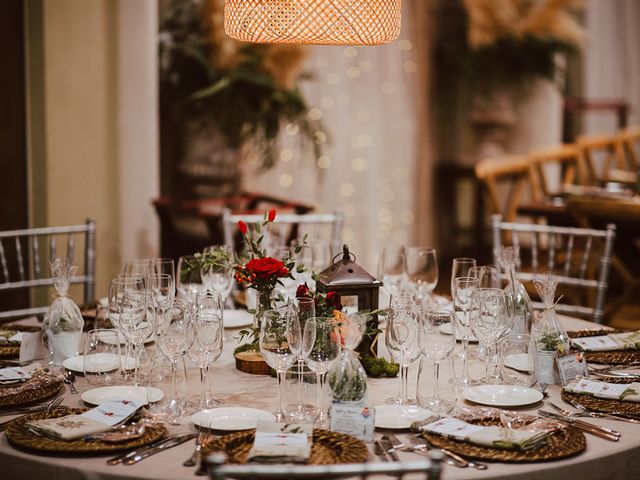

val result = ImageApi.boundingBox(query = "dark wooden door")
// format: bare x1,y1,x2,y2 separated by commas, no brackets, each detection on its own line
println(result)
0,0,29,310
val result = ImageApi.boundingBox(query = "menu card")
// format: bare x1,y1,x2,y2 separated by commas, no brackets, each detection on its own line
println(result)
247,421,312,463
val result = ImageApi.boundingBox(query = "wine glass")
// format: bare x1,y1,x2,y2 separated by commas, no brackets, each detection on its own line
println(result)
378,246,407,298
303,317,341,428
406,247,438,308
451,258,476,296
385,294,421,405
108,276,145,382
201,245,233,304
469,265,502,288
177,255,204,304
154,299,193,421
151,258,175,280
469,288,513,383
83,329,122,386
418,310,456,413
259,309,298,421
117,290,151,386
188,308,224,409
452,276,480,386
147,273,175,382
123,259,152,287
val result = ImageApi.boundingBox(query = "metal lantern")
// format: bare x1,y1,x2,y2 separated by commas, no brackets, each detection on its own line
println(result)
224,0,402,46
317,245,383,355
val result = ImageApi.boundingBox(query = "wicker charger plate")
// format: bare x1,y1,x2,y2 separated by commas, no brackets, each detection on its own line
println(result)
5,407,167,454
202,428,369,465
423,417,586,463
0,376,63,408
567,329,640,365
561,390,640,417
0,325,41,359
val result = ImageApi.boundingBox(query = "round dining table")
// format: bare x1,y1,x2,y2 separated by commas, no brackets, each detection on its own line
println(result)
1,314,639,480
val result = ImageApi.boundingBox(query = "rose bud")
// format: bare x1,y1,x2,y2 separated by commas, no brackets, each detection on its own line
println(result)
296,283,310,297
268,209,276,222
238,221,248,234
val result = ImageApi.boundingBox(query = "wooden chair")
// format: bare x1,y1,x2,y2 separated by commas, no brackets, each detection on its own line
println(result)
576,133,626,181
492,215,616,324
207,452,444,480
474,154,533,222
222,209,344,255
527,144,589,199
0,219,96,322
617,125,640,170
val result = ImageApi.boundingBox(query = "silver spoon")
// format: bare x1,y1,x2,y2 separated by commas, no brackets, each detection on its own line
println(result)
63,371,78,394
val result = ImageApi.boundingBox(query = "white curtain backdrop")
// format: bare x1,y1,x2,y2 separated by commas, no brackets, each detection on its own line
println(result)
584,0,640,133
242,1,431,273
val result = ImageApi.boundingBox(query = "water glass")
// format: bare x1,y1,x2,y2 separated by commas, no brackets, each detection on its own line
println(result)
451,258,476,296
176,255,204,304
452,276,479,386
201,245,233,302
501,333,537,387
188,309,224,408
378,246,407,297
406,247,438,307
83,329,122,386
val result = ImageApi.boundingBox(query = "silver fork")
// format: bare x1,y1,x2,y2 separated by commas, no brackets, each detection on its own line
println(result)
0,395,63,431
565,398,640,423
386,433,428,455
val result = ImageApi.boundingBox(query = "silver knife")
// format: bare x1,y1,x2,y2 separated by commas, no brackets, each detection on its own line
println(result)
538,410,620,441
122,433,198,465
123,433,198,465
380,436,400,461
106,434,196,465
373,440,389,462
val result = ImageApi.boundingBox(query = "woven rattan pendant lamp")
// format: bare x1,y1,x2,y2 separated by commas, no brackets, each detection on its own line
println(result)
224,0,402,46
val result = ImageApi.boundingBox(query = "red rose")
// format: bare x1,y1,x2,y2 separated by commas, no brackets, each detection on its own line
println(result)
296,283,310,297
326,291,343,310
238,221,248,234
268,209,276,223
246,257,286,279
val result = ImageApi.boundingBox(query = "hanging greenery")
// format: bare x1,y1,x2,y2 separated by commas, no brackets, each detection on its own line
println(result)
159,0,323,170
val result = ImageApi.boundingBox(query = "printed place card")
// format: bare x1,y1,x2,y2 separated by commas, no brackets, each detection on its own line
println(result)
330,402,375,442
422,417,486,439
0,366,31,381
556,352,590,386
571,336,619,352
569,379,629,399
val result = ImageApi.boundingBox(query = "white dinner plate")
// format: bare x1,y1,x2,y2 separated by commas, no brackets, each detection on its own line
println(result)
63,354,136,373
191,407,275,431
223,310,253,329
96,329,154,346
503,353,533,373
374,405,434,429
438,323,478,343
463,384,543,407
82,386,164,406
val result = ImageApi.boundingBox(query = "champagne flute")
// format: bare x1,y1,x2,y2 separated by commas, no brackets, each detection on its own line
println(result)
451,257,476,297
418,310,456,413
453,276,480,386
288,299,314,421
188,308,224,409
117,290,150,386
303,317,341,428
147,273,175,382
385,294,421,405
260,309,298,422
406,247,438,307
154,299,193,421
378,246,407,298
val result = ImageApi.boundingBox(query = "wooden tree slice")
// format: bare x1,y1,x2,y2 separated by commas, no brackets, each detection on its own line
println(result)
234,351,271,375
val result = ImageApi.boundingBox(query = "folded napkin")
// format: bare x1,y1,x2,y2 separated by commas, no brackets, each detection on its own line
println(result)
420,417,556,451
571,331,640,352
26,398,144,441
0,330,21,344
247,421,312,464
564,378,640,403
0,365,34,384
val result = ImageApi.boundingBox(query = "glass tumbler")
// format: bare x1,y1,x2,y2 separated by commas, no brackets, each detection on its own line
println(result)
500,333,537,387
83,329,122,386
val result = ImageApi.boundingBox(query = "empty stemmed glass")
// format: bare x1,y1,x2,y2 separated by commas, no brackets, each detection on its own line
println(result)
286,299,315,421
469,265,502,288
385,294,421,405
259,308,299,422
176,255,204,304
303,317,341,428
419,310,456,413
147,273,175,382
451,258,476,296
406,247,438,308
469,288,515,383
116,290,151,386
188,300,224,409
378,246,407,299
153,299,193,421
201,245,233,305
452,276,480,386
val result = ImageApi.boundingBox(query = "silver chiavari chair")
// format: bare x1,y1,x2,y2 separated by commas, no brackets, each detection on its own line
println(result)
0,219,96,322
207,452,444,480
492,215,616,324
